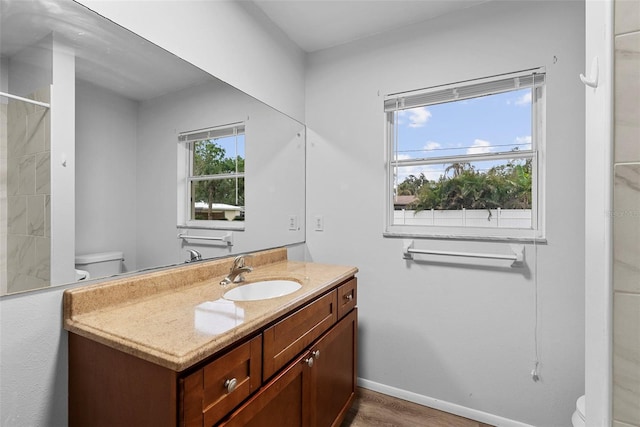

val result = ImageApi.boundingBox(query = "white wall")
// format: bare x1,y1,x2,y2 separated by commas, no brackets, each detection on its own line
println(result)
304,2,585,426
76,0,306,122
75,80,139,272
0,2,306,425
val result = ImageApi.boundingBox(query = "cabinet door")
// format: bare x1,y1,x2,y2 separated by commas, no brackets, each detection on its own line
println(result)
310,308,358,427
219,352,313,427
263,290,337,380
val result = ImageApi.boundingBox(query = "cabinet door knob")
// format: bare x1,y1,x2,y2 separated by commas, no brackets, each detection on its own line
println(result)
224,378,238,393
312,350,320,360
304,356,314,368
345,294,353,301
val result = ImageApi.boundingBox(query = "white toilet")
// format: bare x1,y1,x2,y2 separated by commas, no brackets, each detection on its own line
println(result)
75,251,124,280
571,395,585,427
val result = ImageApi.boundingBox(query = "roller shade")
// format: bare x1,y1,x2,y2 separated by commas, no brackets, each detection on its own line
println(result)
178,123,245,143
384,69,545,112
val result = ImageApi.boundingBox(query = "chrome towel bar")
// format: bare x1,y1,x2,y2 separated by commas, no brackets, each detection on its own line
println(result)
403,240,524,268
178,232,233,246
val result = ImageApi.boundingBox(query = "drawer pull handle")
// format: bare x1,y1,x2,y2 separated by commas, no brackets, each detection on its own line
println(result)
345,294,353,301
312,350,320,360
224,378,238,394
304,356,314,368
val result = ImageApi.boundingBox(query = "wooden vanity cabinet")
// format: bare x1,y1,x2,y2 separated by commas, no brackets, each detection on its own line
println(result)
68,276,357,427
220,308,358,427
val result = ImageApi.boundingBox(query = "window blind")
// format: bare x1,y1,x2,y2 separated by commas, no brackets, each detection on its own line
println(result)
178,123,245,143
384,69,545,112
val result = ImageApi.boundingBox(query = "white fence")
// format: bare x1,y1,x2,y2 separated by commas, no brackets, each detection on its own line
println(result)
393,208,532,228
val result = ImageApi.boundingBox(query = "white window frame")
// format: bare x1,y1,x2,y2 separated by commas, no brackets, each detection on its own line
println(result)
177,122,246,231
384,69,546,241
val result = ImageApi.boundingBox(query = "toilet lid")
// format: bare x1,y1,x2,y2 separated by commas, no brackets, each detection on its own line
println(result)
576,395,585,420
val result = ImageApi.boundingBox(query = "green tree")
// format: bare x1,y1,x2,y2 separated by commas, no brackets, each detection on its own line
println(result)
193,139,245,220
405,160,532,212
397,173,429,196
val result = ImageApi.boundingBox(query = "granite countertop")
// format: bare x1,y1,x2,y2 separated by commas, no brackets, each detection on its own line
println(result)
63,248,358,371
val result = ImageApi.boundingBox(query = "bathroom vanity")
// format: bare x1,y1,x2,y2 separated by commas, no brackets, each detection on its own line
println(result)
63,248,358,427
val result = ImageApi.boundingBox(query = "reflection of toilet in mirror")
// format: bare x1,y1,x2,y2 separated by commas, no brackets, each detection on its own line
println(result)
74,251,124,281
571,395,585,427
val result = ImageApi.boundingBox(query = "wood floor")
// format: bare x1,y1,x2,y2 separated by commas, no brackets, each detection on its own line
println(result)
341,388,495,427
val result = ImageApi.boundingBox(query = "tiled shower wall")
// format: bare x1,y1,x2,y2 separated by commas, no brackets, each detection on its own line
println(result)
613,1,640,426
5,87,51,293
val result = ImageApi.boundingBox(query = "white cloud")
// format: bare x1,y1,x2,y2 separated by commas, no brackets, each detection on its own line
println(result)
515,135,532,147
394,153,442,182
467,139,493,155
514,92,532,106
407,107,431,128
424,141,441,151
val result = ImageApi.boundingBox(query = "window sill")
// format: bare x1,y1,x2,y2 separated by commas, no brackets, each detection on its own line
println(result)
383,230,547,244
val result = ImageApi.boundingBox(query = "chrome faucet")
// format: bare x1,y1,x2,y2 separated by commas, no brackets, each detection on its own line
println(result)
185,249,202,263
220,255,253,286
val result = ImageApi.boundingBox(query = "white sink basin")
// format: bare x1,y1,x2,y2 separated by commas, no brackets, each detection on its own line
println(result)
223,280,302,301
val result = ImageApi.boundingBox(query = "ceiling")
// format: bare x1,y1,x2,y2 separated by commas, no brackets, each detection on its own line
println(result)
1,0,489,101
0,0,213,101
251,0,488,53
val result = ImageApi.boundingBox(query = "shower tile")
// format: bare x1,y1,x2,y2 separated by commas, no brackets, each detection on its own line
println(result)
614,164,640,293
27,195,45,236
17,154,35,195
35,152,50,194
613,292,640,426
33,87,50,104
45,195,50,237
25,109,46,155
7,234,35,275
7,108,26,158
44,112,50,151
7,272,46,294
7,196,27,235
0,104,6,159
7,158,18,196
615,0,640,35
34,237,50,282
615,32,640,163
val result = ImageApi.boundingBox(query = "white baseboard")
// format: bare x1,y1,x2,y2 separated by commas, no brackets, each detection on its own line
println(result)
357,378,536,427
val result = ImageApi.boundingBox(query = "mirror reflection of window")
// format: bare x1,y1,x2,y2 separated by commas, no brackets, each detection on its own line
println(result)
181,123,246,225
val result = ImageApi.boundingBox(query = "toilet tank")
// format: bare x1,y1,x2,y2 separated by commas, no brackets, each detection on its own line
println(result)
75,251,124,279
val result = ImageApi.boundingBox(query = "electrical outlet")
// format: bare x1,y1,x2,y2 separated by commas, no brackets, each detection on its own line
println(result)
288,215,298,231
314,215,324,231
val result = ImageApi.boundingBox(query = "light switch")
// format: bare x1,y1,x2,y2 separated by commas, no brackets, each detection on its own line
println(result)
288,215,298,231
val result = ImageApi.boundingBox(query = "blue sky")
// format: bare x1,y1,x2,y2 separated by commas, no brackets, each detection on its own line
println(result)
394,88,532,182
214,134,246,160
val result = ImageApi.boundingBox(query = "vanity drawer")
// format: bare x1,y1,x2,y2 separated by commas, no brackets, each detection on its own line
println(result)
337,277,357,319
181,335,262,427
262,290,338,380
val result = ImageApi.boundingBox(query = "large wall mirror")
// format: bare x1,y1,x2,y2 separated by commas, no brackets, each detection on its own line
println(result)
0,0,306,296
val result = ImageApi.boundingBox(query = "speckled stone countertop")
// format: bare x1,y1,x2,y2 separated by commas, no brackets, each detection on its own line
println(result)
63,248,358,371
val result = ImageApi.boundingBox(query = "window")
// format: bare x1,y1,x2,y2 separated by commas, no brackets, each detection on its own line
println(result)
384,69,545,240
178,123,245,229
